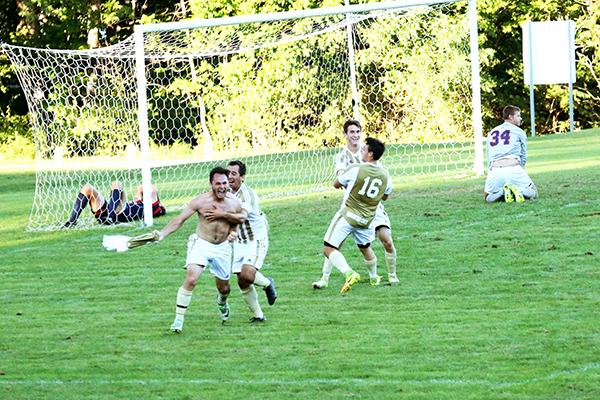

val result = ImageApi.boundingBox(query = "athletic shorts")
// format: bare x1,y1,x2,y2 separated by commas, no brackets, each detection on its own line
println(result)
324,210,375,248
116,199,166,223
232,237,269,273
92,201,112,225
484,165,536,197
185,233,232,281
371,206,391,231
92,199,166,224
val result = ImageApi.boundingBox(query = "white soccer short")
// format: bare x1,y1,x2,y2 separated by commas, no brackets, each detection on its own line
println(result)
185,233,232,281
324,211,375,248
371,206,391,231
231,237,269,273
484,165,537,197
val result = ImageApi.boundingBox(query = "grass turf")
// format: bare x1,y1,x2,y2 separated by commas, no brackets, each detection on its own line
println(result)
0,129,599,399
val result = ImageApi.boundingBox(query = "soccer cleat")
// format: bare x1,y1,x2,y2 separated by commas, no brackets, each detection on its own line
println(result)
503,183,514,203
170,319,183,333
312,279,329,289
264,277,278,305
62,221,76,229
388,273,400,285
340,271,360,293
370,275,382,286
508,184,524,203
249,316,266,323
217,301,230,322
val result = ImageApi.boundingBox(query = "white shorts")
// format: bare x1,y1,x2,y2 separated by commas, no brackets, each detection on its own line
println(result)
232,237,269,273
371,206,391,231
185,233,232,281
484,165,536,196
324,211,375,248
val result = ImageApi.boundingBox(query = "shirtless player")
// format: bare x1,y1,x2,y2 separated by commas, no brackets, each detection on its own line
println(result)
157,166,244,333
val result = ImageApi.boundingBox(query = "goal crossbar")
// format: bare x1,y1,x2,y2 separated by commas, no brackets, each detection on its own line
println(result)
136,0,461,33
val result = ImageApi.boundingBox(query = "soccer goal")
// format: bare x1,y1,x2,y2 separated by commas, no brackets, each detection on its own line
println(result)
2,0,483,231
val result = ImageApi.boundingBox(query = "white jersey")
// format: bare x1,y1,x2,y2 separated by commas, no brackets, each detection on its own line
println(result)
334,146,361,176
233,183,267,244
486,121,528,170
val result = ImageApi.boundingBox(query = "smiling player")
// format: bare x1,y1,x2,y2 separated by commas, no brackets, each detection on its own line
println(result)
156,166,243,333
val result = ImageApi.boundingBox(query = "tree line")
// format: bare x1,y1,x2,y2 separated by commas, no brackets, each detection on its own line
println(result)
0,0,598,159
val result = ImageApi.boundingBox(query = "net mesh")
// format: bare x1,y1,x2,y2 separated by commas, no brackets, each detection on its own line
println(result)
2,1,474,231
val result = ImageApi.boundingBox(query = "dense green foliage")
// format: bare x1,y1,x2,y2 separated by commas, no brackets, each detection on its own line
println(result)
477,0,600,131
1,129,599,399
0,0,598,160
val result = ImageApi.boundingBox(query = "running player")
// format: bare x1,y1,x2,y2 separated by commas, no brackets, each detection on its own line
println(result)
204,160,277,323
157,167,243,333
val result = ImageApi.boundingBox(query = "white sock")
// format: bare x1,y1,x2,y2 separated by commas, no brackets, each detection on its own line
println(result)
364,257,378,279
385,251,397,276
241,285,264,319
175,287,193,322
253,270,270,288
321,258,333,282
328,250,352,275
216,290,229,305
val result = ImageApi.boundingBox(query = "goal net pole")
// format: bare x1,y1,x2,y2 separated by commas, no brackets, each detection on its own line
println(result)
344,0,360,121
468,0,485,176
134,27,155,227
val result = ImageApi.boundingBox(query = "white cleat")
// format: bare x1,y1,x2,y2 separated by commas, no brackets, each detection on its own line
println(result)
217,302,230,322
312,279,328,289
388,273,400,285
170,319,183,333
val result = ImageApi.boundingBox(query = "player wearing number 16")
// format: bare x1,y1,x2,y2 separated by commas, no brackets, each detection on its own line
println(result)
323,137,393,293
484,105,538,203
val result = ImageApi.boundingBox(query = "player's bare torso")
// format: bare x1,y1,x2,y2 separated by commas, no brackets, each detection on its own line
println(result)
192,192,241,244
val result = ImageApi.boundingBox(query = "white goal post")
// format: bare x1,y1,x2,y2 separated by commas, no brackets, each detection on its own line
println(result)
2,0,483,231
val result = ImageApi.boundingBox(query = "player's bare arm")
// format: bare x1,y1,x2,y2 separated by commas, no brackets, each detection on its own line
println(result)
196,192,243,243
204,193,247,224
158,194,203,240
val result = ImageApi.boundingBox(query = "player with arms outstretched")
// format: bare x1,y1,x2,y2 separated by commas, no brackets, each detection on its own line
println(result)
323,137,393,293
204,160,277,323
155,166,244,333
484,105,537,203
313,119,399,288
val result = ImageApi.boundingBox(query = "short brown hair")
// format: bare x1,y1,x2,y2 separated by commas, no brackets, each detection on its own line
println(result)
365,137,385,161
502,105,521,120
343,119,361,133
209,166,229,183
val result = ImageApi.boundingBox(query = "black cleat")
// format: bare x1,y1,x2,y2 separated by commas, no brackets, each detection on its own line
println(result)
264,277,277,306
249,316,266,323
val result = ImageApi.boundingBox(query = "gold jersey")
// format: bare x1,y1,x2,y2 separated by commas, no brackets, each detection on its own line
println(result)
338,163,392,228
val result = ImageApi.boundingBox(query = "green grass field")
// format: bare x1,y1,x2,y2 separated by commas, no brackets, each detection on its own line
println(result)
1,130,599,399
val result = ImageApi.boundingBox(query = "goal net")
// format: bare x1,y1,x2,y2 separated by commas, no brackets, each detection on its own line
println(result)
2,0,479,231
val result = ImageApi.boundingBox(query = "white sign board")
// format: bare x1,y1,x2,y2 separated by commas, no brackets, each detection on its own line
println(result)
522,21,575,85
